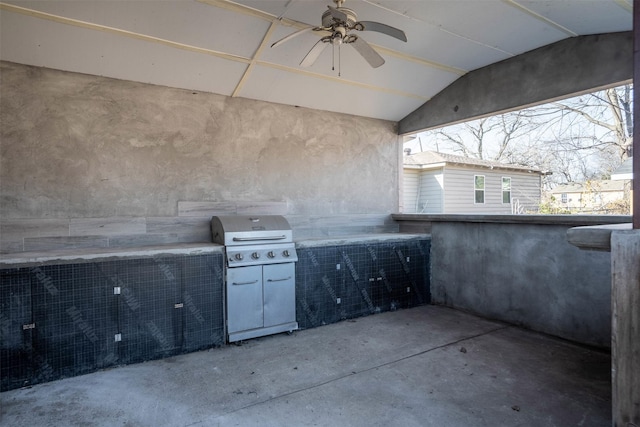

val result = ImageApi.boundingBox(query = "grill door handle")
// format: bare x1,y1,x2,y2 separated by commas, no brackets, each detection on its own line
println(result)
267,276,292,282
232,236,287,241
232,280,259,286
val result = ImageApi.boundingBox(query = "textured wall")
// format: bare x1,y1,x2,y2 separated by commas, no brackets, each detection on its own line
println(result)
0,61,400,252
399,32,633,134
430,221,611,348
0,61,399,219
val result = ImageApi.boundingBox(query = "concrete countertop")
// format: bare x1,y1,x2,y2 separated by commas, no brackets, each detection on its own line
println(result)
0,243,224,268
294,233,429,248
392,213,632,226
566,223,633,252
0,234,430,268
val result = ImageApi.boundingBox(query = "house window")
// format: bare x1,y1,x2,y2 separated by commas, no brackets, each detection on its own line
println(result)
561,193,567,203
502,177,511,204
474,175,485,204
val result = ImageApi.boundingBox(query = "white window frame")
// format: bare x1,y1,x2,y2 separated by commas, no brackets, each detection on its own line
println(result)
502,177,511,204
474,175,485,204
561,193,568,204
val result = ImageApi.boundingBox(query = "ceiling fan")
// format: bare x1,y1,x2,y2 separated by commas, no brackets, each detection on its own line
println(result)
271,0,407,70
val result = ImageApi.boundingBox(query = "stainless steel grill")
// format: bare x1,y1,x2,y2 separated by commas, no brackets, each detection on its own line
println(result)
211,215,298,342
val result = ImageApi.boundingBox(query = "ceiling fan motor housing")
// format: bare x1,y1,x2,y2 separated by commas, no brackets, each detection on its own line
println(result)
322,7,357,28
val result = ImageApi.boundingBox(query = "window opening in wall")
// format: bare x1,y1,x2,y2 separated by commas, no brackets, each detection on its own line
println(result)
402,83,632,215
474,175,485,204
502,177,511,204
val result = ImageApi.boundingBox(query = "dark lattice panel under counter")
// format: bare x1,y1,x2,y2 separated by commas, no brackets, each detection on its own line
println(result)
0,252,224,392
294,237,430,329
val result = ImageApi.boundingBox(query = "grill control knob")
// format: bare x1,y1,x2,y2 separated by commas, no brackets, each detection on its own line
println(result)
267,251,276,258
282,250,290,257
234,253,243,261
251,252,260,260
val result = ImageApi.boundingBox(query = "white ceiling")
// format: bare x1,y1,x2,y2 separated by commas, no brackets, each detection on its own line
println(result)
0,0,633,122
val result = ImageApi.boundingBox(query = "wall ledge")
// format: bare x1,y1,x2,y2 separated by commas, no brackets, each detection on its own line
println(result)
567,223,633,252
392,213,631,226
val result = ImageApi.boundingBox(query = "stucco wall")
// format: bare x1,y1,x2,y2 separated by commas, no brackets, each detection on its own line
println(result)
430,220,611,348
0,61,400,251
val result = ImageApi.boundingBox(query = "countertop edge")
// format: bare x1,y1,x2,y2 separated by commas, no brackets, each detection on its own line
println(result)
1,243,224,268
1,234,432,268
294,233,430,248
566,223,633,252
392,213,632,226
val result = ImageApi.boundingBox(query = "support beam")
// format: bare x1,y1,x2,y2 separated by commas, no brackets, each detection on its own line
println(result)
634,0,639,230
399,32,633,135
611,231,640,426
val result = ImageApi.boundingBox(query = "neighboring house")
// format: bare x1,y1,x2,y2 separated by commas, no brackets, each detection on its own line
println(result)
402,151,543,214
611,157,633,180
548,179,631,214
611,157,634,215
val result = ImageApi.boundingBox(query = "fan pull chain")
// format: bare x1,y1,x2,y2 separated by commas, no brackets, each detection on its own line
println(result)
338,43,341,77
332,42,335,71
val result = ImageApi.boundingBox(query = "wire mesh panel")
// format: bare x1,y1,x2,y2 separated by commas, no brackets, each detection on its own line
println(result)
294,239,431,330
0,252,225,392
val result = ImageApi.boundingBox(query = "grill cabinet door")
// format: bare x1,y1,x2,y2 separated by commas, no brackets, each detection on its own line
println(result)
227,266,263,334
263,263,296,328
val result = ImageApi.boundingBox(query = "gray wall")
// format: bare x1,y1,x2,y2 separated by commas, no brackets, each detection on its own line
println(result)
0,61,400,252
399,32,633,134
429,220,611,347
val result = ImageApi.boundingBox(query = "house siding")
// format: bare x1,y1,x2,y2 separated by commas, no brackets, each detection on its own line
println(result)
442,166,540,214
417,170,444,213
509,173,542,213
402,168,445,214
403,169,419,213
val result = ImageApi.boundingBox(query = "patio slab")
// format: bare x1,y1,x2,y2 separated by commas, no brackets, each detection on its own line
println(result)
0,305,610,426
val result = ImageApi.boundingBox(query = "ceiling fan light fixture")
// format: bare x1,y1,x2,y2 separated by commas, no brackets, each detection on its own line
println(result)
332,26,346,44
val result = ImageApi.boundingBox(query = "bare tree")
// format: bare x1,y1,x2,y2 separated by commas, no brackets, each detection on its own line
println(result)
420,110,534,162
407,83,633,187
542,85,633,158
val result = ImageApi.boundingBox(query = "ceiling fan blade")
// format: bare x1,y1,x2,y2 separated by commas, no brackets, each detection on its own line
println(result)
327,5,349,23
349,36,385,68
300,39,329,67
357,21,407,42
271,27,314,48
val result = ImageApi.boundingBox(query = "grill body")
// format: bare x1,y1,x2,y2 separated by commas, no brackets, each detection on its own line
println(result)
211,215,298,342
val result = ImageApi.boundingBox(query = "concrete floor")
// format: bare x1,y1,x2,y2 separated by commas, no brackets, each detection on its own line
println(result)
0,305,611,427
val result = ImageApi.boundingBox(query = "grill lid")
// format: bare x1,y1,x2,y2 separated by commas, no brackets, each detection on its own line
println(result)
211,215,293,246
